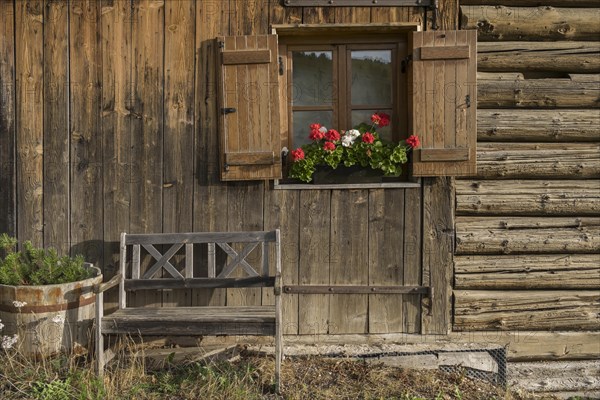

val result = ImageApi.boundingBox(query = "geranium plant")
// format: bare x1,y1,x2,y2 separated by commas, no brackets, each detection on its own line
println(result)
289,112,420,183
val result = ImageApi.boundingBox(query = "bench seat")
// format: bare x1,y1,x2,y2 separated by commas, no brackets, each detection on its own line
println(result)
101,306,276,336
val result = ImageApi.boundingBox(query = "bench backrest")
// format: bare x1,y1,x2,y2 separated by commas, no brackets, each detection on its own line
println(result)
118,230,281,309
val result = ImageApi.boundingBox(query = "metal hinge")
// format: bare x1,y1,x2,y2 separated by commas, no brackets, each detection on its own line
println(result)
217,40,224,49
278,56,284,76
221,107,236,115
401,55,412,74
430,0,440,30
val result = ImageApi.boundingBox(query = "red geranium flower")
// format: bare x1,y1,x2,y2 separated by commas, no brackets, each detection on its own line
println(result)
325,129,340,142
309,129,324,141
362,132,375,144
323,141,336,151
406,135,420,148
291,148,305,162
310,123,321,131
371,112,390,128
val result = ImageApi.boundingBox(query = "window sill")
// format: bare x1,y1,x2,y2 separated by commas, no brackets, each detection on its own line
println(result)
273,178,421,190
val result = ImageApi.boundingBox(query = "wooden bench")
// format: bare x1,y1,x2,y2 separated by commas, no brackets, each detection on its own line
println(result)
94,230,282,390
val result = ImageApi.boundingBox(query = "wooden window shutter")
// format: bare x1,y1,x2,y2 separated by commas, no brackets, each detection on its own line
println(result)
217,35,282,181
409,30,477,177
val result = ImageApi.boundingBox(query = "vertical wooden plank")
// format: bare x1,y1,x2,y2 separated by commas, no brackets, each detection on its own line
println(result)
334,7,370,23
70,0,103,268
225,0,267,307
330,190,369,334
371,6,424,26
269,0,302,26
192,0,228,306
101,0,132,312
226,181,264,306
162,0,195,307
207,243,216,278
132,244,140,279
264,189,300,335
422,177,454,335
185,243,193,278
94,11,122,322
16,0,44,247
302,7,334,24
466,30,477,171
433,32,446,150
444,30,457,149
423,31,435,154
298,190,330,335
438,0,459,30
230,0,269,36
403,187,422,333
0,0,17,236
130,0,164,307
368,189,405,333
44,0,69,255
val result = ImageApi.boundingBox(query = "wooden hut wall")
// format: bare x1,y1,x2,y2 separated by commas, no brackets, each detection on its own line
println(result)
0,1,462,336
456,0,600,332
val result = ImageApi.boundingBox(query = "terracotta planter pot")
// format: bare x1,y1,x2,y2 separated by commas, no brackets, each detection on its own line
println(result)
0,263,102,356
312,165,384,184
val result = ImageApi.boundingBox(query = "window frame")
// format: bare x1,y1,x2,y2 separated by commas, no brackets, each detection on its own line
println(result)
277,30,414,187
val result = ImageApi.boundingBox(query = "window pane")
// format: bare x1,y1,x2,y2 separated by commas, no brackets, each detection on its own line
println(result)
293,110,333,147
351,110,392,142
292,51,333,106
351,50,392,106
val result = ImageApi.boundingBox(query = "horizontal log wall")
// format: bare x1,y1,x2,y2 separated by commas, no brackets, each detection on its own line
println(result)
455,254,600,289
454,290,600,331
477,109,600,141
461,6,600,41
477,42,600,73
457,0,600,334
456,180,600,215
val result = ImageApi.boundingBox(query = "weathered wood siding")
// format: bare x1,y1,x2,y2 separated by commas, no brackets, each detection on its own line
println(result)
0,1,461,336
457,0,600,332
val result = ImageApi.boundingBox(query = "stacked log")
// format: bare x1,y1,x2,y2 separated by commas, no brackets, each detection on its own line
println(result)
456,1,600,335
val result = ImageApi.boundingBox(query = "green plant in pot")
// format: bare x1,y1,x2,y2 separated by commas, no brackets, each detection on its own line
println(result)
288,112,421,183
0,234,102,356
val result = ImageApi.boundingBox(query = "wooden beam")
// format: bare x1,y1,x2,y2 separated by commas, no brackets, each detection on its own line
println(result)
455,254,600,289
454,290,600,331
199,331,600,361
461,6,600,41
477,109,600,142
477,42,600,73
456,216,600,255
478,74,600,108
460,0,600,7
455,180,600,216
476,143,600,179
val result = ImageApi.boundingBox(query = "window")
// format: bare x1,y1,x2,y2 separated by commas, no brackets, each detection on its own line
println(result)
216,27,477,182
285,40,406,147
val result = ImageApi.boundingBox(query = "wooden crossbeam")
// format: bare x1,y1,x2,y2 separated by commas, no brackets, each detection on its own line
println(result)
217,242,260,278
142,243,185,279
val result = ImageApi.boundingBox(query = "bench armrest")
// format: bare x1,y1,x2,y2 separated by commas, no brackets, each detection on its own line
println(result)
274,272,282,296
94,273,123,294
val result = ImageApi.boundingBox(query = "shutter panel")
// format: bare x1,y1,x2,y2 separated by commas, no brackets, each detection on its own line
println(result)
217,35,282,181
409,30,477,177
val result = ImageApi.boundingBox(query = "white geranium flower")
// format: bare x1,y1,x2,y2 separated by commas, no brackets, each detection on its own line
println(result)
347,129,360,138
318,126,327,134
1,334,18,350
51,314,65,324
0,320,4,330
12,301,27,309
341,134,356,147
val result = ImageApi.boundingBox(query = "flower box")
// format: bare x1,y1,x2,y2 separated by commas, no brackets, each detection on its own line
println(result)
288,112,420,183
312,165,384,184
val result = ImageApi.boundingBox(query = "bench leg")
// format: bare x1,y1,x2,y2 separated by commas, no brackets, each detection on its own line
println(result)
275,295,283,393
95,293,104,377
